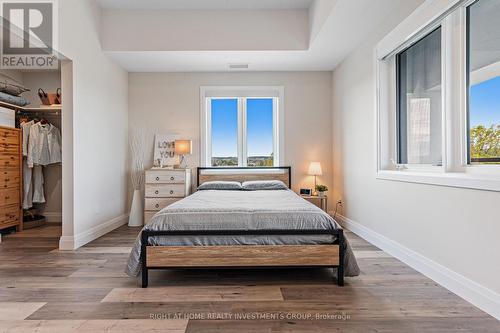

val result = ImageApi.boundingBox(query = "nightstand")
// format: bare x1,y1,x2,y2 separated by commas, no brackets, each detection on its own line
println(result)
301,195,328,212
144,168,191,224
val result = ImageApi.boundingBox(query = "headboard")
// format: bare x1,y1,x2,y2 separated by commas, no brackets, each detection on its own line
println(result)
197,167,291,188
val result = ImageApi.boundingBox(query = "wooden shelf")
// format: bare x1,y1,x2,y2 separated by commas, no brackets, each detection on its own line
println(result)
0,100,61,112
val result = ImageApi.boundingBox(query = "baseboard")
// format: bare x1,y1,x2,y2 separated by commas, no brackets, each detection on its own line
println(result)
59,213,129,250
43,212,62,223
336,214,500,320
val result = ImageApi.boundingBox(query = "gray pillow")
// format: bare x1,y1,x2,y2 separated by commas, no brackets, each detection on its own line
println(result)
0,91,29,106
0,82,30,96
242,180,288,190
197,181,242,191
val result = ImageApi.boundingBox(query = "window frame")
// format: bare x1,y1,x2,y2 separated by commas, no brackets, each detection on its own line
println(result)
395,26,444,167
376,0,500,192
465,0,500,165
200,86,284,168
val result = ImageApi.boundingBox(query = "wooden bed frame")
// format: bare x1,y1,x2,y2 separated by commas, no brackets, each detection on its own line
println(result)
140,167,344,287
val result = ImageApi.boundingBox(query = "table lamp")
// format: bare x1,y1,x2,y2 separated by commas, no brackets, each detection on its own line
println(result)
308,162,322,195
175,140,192,168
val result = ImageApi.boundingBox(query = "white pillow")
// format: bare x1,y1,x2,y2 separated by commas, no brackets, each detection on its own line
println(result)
242,180,288,190
197,181,242,191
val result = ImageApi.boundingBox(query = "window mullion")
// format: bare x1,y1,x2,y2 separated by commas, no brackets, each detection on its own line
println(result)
442,16,451,172
238,98,247,166
443,8,468,172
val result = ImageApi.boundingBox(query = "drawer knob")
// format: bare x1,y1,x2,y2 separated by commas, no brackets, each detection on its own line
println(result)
155,204,159,208
156,177,160,181
5,196,10,200
170,176,174,180
170,190,174,194
155,190,159,195
4,178,10,181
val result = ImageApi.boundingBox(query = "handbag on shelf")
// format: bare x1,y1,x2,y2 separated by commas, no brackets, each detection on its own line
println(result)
56,88,61,104
38,88,60,105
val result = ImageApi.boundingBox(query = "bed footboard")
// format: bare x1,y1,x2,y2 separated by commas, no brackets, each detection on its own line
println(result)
140,229,344,288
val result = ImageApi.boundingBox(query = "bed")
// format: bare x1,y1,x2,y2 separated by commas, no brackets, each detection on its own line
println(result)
126,167,359,287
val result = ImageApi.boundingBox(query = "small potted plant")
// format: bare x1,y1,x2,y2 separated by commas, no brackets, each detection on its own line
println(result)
315,184,328,197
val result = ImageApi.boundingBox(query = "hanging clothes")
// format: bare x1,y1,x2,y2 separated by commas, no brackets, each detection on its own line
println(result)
21,121,36,209
32,165,45,203
27,122,62,168
20,118,60,209
21,119,34,156
22,159,33,209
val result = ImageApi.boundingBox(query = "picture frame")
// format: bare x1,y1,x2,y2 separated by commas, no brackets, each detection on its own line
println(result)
153,134,180,168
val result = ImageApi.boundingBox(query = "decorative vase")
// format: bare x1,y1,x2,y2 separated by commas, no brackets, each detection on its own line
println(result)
318,191,326,197
128,189,143,226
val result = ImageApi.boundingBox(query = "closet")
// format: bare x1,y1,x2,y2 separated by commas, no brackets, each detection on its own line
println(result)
0,70,62,234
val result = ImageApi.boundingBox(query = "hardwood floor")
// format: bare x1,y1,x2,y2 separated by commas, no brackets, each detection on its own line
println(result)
0,224,498,332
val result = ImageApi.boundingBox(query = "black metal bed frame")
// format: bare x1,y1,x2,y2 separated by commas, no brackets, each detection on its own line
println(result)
196,166,292,188
140,166,345,288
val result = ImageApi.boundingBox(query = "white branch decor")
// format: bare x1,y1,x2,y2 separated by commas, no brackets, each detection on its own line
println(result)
129,129,147,227
129,129,147,190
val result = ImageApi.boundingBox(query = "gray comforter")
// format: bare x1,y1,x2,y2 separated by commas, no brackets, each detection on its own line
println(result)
126,189,360,277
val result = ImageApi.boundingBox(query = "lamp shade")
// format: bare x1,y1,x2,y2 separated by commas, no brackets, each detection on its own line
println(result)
308,162,322,176
175,140,192,155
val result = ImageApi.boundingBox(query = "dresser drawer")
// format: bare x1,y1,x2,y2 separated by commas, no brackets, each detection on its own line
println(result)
0,154,19,169
0,170,20,189
145,197,181,211
0,142,19,154
0,128,20,145
145,184,186,197
146,170,186,184
0,188,19,206
0,204,20,227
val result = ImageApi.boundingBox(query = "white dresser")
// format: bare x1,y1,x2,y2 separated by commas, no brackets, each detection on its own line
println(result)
144,168,191,224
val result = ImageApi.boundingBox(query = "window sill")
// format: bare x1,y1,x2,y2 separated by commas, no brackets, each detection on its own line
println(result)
376,169,500,192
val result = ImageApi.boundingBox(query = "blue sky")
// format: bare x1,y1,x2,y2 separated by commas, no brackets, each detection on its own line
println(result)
470,76,500,127
211,98,273,157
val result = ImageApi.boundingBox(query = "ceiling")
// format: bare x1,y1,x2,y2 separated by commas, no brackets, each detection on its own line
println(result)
96,0,314,10
99,0,424,72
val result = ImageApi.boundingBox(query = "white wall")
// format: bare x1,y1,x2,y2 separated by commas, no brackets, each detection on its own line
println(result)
128,72,333,194
102,9,308,51
21,72,61,108
0,69,23,85
58,0,129,249
331,0,500,319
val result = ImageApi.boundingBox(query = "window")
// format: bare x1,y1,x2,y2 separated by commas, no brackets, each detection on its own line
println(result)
246,98,274,167
467,0,500,164
397,28,442,165
201,87,283,167
376,0,500,192
210,99,238,166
